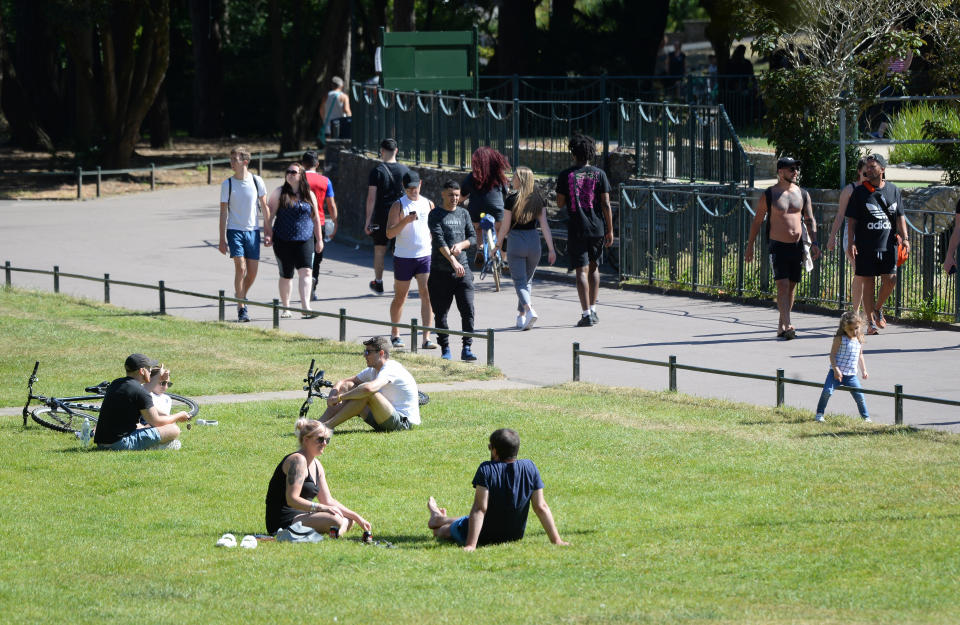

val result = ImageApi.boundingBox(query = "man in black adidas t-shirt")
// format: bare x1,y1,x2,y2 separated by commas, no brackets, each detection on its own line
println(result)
364,138,409,294
846,153,909,334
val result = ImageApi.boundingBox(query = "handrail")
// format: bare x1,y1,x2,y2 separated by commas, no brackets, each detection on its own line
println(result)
571,343,958,427
3,261,497,367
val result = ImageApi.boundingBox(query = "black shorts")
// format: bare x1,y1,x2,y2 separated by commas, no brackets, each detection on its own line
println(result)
274,239,313,279
370,208,390,246
568,235,605,269
855,249,897,277
768,239,803,283
468,204,504,225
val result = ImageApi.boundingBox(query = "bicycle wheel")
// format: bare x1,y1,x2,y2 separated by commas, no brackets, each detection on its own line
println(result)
167,394,200,418
31,407,97,434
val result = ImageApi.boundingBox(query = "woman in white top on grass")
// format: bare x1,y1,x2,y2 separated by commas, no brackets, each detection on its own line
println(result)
814,311,871,423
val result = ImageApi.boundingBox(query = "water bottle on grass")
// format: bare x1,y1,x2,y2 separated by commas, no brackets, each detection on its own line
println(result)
80,418,91,446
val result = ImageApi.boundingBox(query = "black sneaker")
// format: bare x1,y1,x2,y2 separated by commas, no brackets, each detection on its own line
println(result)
238,306,250,323
369,280,384,295
590,310,599,324
576,314,594,327
461,346,478,361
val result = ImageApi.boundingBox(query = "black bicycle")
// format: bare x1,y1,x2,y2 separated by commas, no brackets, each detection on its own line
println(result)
23,361,200,435
298,358,430,419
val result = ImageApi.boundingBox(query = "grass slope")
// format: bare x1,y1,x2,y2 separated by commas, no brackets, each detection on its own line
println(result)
0,287,499,407
2,385,959,624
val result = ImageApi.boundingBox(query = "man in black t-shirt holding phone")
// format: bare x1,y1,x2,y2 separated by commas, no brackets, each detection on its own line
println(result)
364,138,409,295
846,153,910,334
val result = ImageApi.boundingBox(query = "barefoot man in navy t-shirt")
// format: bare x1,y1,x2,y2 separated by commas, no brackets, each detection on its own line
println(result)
427,428,569,551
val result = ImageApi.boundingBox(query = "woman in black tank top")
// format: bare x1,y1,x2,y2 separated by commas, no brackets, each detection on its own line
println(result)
264,418,371,536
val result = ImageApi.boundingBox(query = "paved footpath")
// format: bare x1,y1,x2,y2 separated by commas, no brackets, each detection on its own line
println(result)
2,183,959,431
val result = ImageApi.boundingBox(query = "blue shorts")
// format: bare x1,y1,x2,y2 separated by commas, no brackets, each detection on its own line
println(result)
394,255,431,281
98,427,162,451
227,229,261,260
448,515,469,546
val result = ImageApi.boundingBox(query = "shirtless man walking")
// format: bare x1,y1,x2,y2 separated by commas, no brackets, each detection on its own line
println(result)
745,157,820,339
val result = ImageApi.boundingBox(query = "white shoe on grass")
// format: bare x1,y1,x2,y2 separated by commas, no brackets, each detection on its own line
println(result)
216,533,237,548
239,535,258,549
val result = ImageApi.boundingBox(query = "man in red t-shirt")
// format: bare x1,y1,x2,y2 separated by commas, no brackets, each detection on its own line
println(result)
301,151,338,301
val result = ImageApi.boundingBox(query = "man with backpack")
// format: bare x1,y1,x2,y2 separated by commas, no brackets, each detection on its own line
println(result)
745,157,820,339
218,146,271,322
364,138,409,294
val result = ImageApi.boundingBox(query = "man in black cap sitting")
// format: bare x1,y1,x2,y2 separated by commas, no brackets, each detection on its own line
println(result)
745,157,820,339
93,354,191,450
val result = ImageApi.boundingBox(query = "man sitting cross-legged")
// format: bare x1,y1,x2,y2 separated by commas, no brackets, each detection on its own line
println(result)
427,428,569,551
319,336,421,432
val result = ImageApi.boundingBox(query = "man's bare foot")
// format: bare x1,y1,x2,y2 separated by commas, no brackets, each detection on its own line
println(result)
427,496,447,529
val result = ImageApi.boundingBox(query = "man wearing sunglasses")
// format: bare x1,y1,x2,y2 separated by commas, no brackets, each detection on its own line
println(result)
318,336,421,432
746,157,820,340
93,354,191,450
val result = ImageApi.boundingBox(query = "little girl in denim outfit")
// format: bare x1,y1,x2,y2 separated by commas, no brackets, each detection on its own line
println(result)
815,311,871,423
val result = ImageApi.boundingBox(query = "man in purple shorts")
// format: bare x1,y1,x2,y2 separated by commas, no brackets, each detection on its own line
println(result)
385,170,435,349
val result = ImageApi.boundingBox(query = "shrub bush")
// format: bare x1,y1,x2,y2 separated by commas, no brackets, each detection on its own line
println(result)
888,103,960,165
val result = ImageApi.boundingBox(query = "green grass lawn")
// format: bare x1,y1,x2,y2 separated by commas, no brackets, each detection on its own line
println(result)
2,385,959,624
0,288,499,407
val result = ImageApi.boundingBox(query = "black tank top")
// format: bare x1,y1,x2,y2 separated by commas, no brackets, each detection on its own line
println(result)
265,452,320,533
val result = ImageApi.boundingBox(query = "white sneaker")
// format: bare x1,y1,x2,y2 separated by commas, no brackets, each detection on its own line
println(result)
522,309,538,331
862,417,872,423
239,535,258,549
516,314,524,329
156,439,181,450
814,415,824,422
216,533,237,548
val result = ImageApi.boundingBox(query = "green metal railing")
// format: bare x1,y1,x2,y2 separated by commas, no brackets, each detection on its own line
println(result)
3,262,496,366
352,83,754,186
571,343,960,426
617,185,960,320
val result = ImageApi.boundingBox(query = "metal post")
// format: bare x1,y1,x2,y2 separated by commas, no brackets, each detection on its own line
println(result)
894,384,903,425
602,98,610,172
54,265,60,293
512,98,520,175
688,110,696,183
572,342,580,381
159,280,166,314
486,329,495,366
104,273,110,303
207,157,213,184
76,167,83,200
339,308,347,342
273,299,280,329
218,290,225,322
150,163,156,190
776,368,784,406
96,166,102,198
737,193,746,295
669,355,677,392
410,318,419,353
838,108,847,189
4,260,10,286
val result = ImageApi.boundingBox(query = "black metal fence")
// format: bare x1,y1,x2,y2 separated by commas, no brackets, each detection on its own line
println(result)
351,83,755,186
478,74,763,130
618,186,960,321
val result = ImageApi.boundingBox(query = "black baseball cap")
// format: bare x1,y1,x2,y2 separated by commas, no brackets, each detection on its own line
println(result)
403,170,421,188
124,353,158,372
380,138,398,151
777,157,801,169
864,153,887,169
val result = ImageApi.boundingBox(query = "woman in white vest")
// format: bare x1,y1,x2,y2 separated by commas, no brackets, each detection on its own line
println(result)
385,170,435,350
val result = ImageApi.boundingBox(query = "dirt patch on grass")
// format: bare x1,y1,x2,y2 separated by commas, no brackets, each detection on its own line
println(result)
0,137,303,201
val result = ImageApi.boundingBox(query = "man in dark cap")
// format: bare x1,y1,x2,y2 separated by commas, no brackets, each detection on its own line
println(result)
365,138,409,294
93,354,191,450
745,157,820,339
846,153,909,334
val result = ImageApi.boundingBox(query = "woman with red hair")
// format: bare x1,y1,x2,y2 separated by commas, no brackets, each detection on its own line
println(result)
461,146,510,267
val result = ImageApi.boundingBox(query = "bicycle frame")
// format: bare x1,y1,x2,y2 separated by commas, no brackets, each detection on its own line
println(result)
299,359,334,418
22,362,104,427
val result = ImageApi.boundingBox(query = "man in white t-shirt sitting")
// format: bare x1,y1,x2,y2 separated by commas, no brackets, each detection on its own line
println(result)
319,336,421,432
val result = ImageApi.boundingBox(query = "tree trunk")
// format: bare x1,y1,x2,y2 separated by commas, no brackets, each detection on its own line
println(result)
493,0,538,75
62,0,171,168
188,0,224,137
393,0,415,32
700,0,733,72
147,78,173,148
